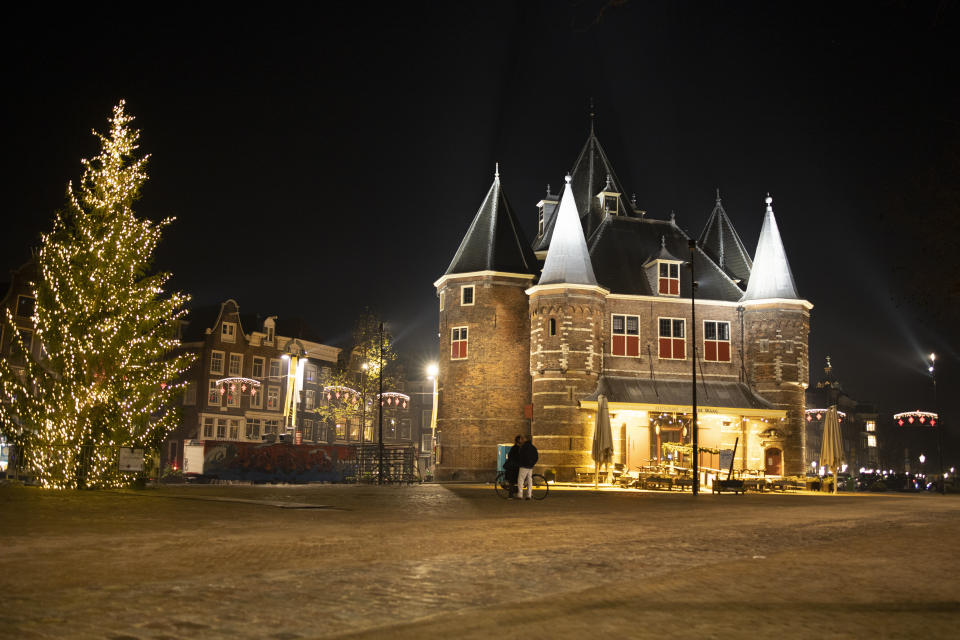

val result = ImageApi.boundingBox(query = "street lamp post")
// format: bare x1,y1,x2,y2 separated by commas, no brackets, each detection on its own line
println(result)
427,363,439,478
378,322,385,485
930,353,945,494
689,239,699,496
360,362,368,481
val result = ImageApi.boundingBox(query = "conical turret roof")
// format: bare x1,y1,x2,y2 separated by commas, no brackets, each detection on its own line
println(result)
699,190,753,285
538,175,598,286
742,195,799,301
444,167,538,277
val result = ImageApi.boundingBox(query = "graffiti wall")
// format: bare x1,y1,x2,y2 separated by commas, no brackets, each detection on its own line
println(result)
202,441,355,483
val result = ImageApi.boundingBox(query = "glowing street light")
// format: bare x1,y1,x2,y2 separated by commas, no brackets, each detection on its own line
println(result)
426,363,439,477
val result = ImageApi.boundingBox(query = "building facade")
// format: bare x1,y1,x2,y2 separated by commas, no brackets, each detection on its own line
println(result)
434,127,813,482
165,300,341,469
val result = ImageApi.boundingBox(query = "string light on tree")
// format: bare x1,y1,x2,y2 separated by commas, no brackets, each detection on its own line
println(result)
0,101,195,489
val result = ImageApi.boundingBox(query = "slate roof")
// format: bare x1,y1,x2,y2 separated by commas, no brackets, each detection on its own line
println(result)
742,195,800,301
568,126,636,239
444,170,538,277
586,216,744,301
583,376,778,411
538,175,598,286
698,192,753,287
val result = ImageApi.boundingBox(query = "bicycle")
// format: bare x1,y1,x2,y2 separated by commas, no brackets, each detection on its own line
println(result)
494,470,548,500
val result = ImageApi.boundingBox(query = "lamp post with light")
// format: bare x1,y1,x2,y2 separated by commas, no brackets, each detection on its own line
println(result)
929,353,945,494
426,363,439,477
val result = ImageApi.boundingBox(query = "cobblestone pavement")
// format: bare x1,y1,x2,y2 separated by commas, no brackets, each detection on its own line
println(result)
1,484,958,639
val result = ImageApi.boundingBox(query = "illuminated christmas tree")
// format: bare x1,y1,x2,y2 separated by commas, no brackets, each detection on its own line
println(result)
0,101,194,489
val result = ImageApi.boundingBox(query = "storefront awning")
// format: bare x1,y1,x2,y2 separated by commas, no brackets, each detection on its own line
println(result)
579,376,786,419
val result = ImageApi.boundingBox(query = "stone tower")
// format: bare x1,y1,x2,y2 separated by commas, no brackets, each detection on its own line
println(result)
528,175,608,481
433,167,538,480
741,195,812,476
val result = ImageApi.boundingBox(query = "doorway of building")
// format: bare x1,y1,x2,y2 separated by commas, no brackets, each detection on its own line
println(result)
764,447,782,475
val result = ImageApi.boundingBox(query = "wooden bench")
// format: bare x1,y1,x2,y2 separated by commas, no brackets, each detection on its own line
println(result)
712,479,745,494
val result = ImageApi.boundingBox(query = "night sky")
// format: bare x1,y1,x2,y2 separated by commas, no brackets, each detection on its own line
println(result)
3,2,958,466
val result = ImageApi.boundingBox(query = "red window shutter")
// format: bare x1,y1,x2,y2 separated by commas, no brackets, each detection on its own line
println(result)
627,336,639,357
659,279,669,294
613,335,625,355
451,341,459,358
705,341,717,361
718,342,730,362
659,337,672,358
669,279,679,295
459,341,468,359
673,338,685,359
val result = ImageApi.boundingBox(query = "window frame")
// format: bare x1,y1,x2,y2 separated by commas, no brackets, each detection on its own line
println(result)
207,379,221,407
228,353,243,377
220,322,237,343
269,358,282,379
266,385,280,411
249,385,263,409
549,318,557,336
450,326,468,360
611,314,640,357
203,417,214,439
657,261,682,296
461,285,474,306
183,382,197,406
658,317,686,360
252,356,265,378
216,418,227,439
245,418,261,440
16,295,35,318
304,389,315,410
703,320,732,363
210,350,225,375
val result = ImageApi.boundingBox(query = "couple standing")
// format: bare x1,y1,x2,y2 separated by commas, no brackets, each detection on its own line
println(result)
505,434,539,499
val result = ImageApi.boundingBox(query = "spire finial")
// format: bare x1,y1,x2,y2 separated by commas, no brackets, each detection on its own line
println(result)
589,97,595,135
660,235,666,249
630,193,637,207
546,184,551,196
825,355,832,373
716,187,721,203
670,210,676,225
565,173,572,184
495,162,500,179
604,173,613,191
765,192,773,209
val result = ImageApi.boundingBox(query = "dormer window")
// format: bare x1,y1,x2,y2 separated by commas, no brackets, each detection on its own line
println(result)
221,322,236,343
658,262,681,296
603,195,618,215
264,317,276,344
16,295,35,318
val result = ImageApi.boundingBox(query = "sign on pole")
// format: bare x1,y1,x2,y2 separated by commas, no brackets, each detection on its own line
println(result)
118,448,145,473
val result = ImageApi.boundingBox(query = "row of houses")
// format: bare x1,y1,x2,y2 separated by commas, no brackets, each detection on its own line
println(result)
0,266,436,478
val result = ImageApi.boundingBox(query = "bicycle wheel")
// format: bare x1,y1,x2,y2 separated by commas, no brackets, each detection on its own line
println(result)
494,471,512,499
531,473,549,500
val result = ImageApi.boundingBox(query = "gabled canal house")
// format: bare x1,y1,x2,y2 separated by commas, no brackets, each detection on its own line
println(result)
433,124,812,482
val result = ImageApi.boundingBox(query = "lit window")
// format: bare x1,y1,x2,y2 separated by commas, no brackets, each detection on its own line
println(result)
208,379,220,406
267,386,280,410
867,434,877,448
612,314,640,357
303,419,315,442
221,322,236,343
210,351,224,375
228,353,242,376
865,421,876,432
336,423,346,439
252,356,265,378
703,321,731,362
658,262,680,296
16,296,35,318
451,326,468,360
269,358,281,378
461,285,474,306
658,318,686,359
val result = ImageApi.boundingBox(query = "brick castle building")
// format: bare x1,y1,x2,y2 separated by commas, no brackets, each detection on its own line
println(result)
433,125,812,482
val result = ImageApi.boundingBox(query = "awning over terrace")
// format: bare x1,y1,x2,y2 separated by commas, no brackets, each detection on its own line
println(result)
579,376,786,419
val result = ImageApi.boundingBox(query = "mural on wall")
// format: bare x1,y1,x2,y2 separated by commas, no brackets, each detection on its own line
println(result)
202,441,355,483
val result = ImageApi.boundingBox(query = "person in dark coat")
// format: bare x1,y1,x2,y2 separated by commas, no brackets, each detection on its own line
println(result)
504,435,522,498
517,435,539,500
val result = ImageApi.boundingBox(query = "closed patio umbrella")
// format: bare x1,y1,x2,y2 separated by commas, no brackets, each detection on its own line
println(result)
592,394,614,488
820,405,845,494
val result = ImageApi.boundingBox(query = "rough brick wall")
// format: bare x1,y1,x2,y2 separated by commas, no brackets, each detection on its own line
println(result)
743,302,811,476
435,274,533,481
529,287,604,481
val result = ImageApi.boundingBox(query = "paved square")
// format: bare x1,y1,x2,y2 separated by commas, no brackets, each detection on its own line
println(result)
1,484,958,638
